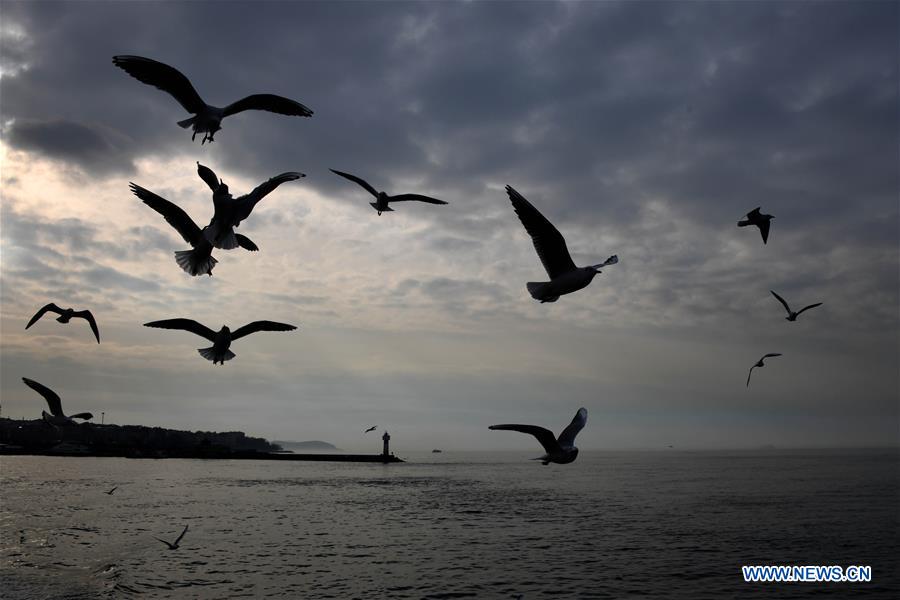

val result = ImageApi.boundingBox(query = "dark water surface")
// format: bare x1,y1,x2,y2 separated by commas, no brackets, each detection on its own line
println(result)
1,449,897,599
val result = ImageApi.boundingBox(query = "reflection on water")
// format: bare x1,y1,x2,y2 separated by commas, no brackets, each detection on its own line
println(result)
1,450,898,598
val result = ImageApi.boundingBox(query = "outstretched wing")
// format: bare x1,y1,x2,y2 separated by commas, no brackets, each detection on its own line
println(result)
143,319,217,342
795,302,822,317
506,185,576,279
759,220,771,244
112,55,206,114
222,94,313,118
72,310,100,343
488,423,561,455
69,412,94,421
329,169,379,198
235,234,259,252
557,408,587,448
26,303,63,329
762,353,782,360
746,366,755,387
22,377,63,417
389,193,448,205
231,321,297,341
746,207,762,219
174,525,189,545
769,291,791,316
153,537,174,549
130,183,205,247
196,162,220,192
234,172,304,222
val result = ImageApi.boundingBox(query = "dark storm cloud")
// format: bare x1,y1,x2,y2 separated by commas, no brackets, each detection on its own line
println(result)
4,118,135,174
1,2,895,227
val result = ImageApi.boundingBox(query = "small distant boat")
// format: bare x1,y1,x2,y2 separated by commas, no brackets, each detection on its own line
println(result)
432,449,442,453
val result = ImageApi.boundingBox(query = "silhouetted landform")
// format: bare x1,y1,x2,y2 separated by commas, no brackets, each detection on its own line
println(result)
273,440,341,452
432,449,443,453
0,418,402,462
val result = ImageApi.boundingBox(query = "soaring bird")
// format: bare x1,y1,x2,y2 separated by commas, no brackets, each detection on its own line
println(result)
143,319,297,364
746,353,782,387
112,55,313,144
738,207,774,244
364,426,377,434
154,525,188,550
506,186,618,303
130,183,259,276
329,169,448,215
26,303,100,343
105,486,118,496
196,162,304,249
489,407,587,465
22,378,93,426
770,291,822,322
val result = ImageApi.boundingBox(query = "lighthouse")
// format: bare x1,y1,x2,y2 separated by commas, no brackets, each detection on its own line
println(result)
382,430,391,457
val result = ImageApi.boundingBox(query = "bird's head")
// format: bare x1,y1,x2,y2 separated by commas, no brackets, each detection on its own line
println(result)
215,180,231,197
221,326,231,335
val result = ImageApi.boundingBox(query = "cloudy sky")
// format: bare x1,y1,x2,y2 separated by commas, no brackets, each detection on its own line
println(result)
1,1,897,452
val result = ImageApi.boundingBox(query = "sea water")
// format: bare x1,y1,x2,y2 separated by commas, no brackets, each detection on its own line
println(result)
1,449,897,599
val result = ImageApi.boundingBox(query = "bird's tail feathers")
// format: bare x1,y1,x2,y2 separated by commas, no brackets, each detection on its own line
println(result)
197,347,236,362
177,116,196,129
737,220,751,227
370,202,393,212
526,282,558,302
212,229,240,250
174,249,217,277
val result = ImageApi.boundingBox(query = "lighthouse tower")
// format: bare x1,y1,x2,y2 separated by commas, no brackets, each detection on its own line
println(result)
382,430,391,457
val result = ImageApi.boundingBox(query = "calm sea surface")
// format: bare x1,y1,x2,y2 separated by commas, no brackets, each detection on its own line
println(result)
1,449,897,599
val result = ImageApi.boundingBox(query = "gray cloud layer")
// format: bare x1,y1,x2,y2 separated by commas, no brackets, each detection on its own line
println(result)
1,1,896,450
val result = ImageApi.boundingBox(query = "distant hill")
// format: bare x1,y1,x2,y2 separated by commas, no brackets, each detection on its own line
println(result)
273,440,341,452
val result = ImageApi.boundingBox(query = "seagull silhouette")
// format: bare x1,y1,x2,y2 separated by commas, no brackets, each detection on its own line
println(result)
143,319,297,364
507,186,617,303
130,182,259,276
22,378,93,426
747,353,782,387
329,169,448,215
105,486,118,496
489,407,587,465
154,525,188,550
770,291,822,322
26,303,100,343
112,56,313,144
196,163,304,249
738,207,774,244
364,426,377,434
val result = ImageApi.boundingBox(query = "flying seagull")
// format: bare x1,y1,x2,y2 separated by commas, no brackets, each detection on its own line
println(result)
770,291,822,322
329,169,448,215
143,319,297,364
130,183,259,276
738,207,774,244
507,185,617,303
489,407,587,465
746,353,782,387
364,426,377,434
154,525,188,550
112,55,313,144
22,378,93,426
196,162,304,249
105,486,118,496
26,303,100,343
